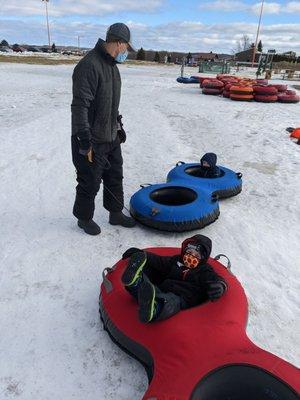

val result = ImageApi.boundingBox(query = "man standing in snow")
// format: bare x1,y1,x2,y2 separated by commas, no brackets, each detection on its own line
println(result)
71,23,136,235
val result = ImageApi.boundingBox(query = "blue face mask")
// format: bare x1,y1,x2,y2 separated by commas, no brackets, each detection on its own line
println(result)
115,50,128,63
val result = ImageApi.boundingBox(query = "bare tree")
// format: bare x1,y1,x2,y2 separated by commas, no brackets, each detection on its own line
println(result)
241,34,251,51
233,34,252,54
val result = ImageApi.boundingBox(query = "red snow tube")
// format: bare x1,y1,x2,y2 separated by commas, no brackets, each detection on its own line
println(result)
199,77,215,87
202,79,224,89
254,94,278,103
253,85,278,95
290,128,300,139
286,90,296,95
225,83,234,91
256,79,268,85
223,90,230,98
99,248,300,400
278,94,300,103
230,86,254,101
202,88,223,95
272,84,288,92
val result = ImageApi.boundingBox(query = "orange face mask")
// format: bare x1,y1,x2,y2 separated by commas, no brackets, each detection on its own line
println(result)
183,252,201,269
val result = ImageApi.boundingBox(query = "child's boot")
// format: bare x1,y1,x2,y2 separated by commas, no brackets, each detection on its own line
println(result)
138,279,163,323
121,251,147,287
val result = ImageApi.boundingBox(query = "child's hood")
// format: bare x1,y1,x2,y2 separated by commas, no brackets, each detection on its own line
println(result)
181,234,212,263
200,153,217,168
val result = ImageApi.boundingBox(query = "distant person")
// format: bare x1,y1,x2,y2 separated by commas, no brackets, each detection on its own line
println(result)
121,235,227,323
71,23,136,235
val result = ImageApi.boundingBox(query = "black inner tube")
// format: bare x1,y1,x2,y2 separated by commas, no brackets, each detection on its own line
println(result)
185,166,225,179
150,186,197,206
191,365,299,400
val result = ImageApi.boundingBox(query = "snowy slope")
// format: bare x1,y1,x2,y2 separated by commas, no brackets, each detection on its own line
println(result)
0,62,299,399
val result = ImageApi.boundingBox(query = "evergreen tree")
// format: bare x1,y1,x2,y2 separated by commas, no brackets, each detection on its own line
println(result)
154,51,160,63
51,43,57,53
0,39,9,47
136,47,146,61
257,40,263,52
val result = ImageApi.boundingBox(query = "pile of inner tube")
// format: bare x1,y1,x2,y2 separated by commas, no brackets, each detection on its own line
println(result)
192,74,300,104
130,161,242,232
202,79,224,95
253,85,278,102
278,90,300,103
230,85,254,101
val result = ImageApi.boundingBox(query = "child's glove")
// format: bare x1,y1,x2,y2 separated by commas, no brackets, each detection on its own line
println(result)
122,247,141,259
207,280,227,300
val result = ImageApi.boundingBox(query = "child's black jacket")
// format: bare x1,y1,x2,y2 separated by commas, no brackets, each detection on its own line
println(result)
143,253,225,309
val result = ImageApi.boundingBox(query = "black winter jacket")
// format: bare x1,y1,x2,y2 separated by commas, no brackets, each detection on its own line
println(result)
144,252,226,309
71,38,121,145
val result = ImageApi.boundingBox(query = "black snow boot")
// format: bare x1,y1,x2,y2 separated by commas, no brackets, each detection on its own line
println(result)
77,219,101,235
122,251,147,287
109,211,136,228
138,278,163,323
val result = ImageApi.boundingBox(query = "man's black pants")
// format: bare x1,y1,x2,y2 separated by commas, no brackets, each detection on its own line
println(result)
72,136,124,221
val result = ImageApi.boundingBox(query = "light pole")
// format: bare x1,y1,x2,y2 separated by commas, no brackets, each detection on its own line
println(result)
42,0,51,47
77,35,83,52
251,0,264,67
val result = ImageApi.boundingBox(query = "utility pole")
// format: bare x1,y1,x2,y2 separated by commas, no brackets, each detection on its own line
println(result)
42,0,51,48
77,35,83,52
251,0,264,67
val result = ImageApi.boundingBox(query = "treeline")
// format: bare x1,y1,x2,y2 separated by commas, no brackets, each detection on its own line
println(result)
128,47,186,63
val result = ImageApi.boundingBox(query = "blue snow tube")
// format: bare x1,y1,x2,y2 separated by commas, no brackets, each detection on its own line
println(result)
130,182,220,232
167,162,243,199
176,77,199,84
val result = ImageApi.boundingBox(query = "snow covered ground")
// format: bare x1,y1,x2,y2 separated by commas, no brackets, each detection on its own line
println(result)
0,62,299,399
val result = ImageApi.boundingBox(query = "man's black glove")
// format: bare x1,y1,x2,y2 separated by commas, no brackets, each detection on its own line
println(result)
207,280,227,301
77,136,91,156
117,114,126,143
122,247,141,259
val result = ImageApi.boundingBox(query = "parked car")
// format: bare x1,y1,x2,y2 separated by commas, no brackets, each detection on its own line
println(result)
62,50,73,56
0,46,11,53
12,46,23,53
41,47,50,53
27,46,40,52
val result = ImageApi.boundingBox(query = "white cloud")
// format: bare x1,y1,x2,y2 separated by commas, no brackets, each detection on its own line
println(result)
251,2,281,14
1,18,299,54
0,0,164,17
198,1,247,12
285,1,300,12
199,1,300,14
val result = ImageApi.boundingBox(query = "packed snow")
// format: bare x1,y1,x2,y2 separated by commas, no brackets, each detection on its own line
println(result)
0,62,299,399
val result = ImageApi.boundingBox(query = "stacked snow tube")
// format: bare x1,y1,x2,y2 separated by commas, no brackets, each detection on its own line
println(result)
278,90,300,104
255,79,268,85
253,85,278,103
167,162,242,199
199,77,215,88
230,85,254,101
100,249,300,400
272,84,288,93
202,79,224,95
223,83,234,98
130,182,219,232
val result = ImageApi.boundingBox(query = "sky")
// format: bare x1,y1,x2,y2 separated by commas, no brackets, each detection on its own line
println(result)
0,0,299,54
